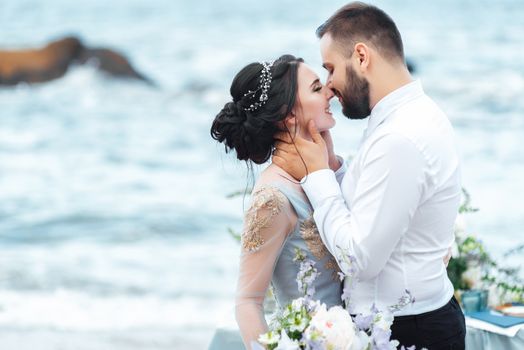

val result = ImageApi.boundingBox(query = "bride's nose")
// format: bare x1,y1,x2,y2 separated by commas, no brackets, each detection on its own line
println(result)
325,86,335,99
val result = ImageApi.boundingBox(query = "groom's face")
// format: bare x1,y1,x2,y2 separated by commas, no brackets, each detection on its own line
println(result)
320,34,371,120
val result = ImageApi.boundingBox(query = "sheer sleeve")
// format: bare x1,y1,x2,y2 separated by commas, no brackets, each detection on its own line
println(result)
235,185,297,349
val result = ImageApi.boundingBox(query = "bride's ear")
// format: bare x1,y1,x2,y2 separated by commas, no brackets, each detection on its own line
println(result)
282,113,297,133
285,112,296,125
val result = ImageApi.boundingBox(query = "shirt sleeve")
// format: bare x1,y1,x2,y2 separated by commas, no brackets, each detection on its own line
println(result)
235,185,296,349
301,133,426,280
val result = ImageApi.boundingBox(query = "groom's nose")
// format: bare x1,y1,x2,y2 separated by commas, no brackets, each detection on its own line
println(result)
325,75,333,89
325,87,335,99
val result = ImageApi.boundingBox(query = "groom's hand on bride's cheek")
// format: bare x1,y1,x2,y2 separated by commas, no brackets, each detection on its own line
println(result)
320,130,341,171
273,120,329,180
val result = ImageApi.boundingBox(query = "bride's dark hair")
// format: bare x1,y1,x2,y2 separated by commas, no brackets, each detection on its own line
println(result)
211,54,303,164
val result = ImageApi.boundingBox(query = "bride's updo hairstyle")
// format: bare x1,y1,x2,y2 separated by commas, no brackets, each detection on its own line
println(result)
211,54,303,164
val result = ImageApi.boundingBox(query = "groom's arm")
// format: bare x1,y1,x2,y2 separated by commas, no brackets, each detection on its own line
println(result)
302,133,426,280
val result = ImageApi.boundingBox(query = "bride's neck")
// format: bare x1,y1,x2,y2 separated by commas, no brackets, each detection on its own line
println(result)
291,127,312,142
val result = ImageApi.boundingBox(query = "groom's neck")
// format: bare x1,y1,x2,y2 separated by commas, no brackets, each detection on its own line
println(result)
369,62,413,110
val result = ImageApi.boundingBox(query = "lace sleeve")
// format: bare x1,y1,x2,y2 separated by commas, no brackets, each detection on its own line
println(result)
235,185,296,349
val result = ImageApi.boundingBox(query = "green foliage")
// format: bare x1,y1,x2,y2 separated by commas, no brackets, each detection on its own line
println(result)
447,188,524,304
226,190,247,199
227,227,241,242
225,188,249,243
459,236,493,265
447,257,469,290
458,188,479,214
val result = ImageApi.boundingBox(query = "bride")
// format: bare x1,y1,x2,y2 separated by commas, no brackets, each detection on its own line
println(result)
210,54,346,349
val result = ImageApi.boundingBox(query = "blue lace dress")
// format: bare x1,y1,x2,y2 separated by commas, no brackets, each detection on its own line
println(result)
208,165,343,350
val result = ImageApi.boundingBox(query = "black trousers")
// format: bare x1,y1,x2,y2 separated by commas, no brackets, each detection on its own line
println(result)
391,296,466,350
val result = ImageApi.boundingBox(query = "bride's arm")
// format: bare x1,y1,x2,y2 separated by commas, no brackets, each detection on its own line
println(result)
235,186,296,349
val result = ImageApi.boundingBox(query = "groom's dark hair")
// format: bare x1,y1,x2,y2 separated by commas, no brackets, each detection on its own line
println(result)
317,2,405,63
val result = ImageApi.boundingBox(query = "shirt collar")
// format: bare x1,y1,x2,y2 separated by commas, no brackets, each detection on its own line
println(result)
364,80,424,138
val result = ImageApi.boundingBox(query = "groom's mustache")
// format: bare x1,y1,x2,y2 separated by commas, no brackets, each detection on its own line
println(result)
331,87,341,98
332,88,345,103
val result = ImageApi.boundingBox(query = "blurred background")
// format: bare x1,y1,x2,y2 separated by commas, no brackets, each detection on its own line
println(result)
0,0,523,349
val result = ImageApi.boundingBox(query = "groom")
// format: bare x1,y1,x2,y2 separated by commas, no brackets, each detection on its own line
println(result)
273,2,466,349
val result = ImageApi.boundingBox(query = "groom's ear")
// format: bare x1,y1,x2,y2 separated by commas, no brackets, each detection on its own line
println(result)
354,43,370,72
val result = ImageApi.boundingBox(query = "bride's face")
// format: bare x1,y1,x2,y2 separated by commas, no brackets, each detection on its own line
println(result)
291,63,336,135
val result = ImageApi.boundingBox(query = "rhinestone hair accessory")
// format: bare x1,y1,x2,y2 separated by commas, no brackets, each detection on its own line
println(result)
243,60,274,112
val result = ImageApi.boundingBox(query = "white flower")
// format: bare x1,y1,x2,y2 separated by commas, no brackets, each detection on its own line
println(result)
258,330,280,346
373,309,394,331
306,298,322,313
309,302,328,323
289,313,309,333
291,297,305,311
487,284,502,307
308,305,355,350
462,265,482,289
275,330,300,350
350,330,370,350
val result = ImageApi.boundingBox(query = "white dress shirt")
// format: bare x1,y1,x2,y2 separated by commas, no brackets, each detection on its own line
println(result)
302,80,461,316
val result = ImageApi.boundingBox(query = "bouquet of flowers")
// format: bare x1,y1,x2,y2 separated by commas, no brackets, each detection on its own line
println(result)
252,248,418,350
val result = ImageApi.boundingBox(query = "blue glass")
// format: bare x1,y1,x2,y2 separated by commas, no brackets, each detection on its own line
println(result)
479,289,489,311
461,290,481,313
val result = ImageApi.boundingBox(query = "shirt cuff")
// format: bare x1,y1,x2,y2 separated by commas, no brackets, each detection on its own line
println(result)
334,155,347,184
301,169,343,209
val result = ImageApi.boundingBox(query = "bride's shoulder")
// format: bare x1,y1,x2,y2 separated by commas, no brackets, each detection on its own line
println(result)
248,166,294,215
255,164,303,193
242,179,296,252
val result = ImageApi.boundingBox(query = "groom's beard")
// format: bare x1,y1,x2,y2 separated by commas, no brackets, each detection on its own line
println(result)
340,65,371,120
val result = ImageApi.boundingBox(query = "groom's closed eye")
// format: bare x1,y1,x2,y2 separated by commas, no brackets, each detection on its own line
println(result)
322,63,333,74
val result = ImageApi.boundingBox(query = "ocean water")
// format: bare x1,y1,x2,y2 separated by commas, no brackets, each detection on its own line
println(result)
0,0,523,349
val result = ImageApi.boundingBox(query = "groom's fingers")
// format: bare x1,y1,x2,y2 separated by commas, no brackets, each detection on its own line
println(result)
273,144,291,158
308,120,323,145
274,140,295,153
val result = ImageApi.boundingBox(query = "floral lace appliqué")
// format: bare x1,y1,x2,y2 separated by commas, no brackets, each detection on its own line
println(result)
241,185,286,252
300,214,340,280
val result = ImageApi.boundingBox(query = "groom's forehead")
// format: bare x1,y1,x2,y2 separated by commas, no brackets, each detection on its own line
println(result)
319,33,334,52
319,34,345,58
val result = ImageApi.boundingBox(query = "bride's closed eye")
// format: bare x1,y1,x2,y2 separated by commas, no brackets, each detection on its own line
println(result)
311,81,323,92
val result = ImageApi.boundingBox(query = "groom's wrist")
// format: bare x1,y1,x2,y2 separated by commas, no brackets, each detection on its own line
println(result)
301,169,341,209
328,155,341,171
